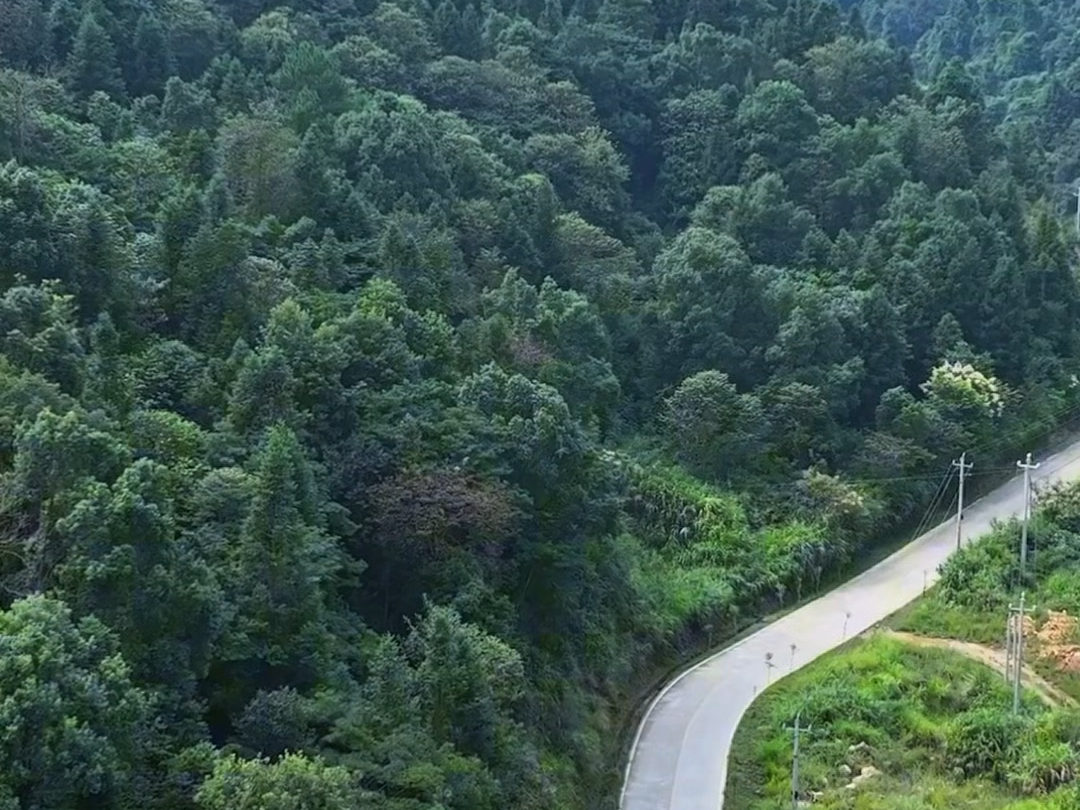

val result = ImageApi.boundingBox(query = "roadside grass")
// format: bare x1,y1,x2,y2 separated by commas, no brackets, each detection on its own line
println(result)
724,633,1080,810
889,506,1080,703
723,481,1080,810
892,589,1080,706
888,523,1080,646
891,596,1007,646
614,419,1080,808
606,464,977,805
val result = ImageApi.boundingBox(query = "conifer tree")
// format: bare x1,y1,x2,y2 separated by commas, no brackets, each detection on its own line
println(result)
131,12,172,97
433,0,462,53
223,425,339,679
460,4,483,59
67,9,124,99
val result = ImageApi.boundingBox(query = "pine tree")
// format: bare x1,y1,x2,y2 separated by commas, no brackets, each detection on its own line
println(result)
227,425,338,675
47,0,84,60
219,57,252,113
131,12,172,97
845,4,867,40
539,0,563,34
569,0,601,22
0,0,49,69
459,3,483,59
67,9,124,99
433,0,461,53
597,0,655,37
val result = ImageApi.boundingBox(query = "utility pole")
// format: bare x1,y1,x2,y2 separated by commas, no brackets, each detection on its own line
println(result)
1004,613,1010,685
1007,592,1036,715
1074,184,1080,235
952,452,973,551
1004,604,1014,685
1017,453,1041,577
785,711,812,810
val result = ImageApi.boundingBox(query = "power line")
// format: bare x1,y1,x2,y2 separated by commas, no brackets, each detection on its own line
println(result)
1034,444,1080,479
908,465,956,544
942,488,960,533
748,391,1080,495
623,391,1080,499
843,466,1014,486
762,389,1080,499
964,395,1080,462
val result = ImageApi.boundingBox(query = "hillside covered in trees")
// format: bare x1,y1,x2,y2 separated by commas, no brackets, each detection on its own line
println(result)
855,0,1080,193
2,0,1080,808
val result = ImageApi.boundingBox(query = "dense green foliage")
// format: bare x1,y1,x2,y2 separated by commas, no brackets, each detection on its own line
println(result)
2,0,1080,807
855,0,1080,191
727,634,1080,810
899,477,1080,651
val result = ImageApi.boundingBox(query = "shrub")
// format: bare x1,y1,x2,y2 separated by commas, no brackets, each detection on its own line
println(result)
945,707,1030,782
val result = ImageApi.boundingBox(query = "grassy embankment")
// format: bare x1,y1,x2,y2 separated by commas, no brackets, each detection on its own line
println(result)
726,633,1080,810
726,476,1080,810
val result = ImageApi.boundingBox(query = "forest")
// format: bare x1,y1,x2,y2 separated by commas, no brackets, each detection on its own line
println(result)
2,0,1080,807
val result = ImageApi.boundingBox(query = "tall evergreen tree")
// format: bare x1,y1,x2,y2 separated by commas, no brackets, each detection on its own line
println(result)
459,3,484,58
131,12,172,97
67,8,124,99
433,0,462,52
221,425,339,683
0,0,49,69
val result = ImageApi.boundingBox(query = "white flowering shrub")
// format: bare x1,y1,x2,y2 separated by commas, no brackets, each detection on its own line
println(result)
920,361,1005,418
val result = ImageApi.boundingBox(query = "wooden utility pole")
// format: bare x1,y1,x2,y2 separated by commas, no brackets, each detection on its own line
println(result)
1074,184,1080,235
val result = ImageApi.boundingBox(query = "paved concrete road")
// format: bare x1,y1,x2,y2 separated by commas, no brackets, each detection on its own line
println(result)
620,438,1080,810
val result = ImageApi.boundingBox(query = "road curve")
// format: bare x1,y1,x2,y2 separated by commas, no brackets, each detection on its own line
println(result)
620,437,1080,810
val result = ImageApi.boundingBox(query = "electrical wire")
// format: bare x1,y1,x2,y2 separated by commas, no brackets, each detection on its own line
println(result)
908,465,955,544
889,395,1080,554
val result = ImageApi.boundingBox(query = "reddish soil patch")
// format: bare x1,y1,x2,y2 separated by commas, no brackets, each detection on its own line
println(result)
1034,611,1080,673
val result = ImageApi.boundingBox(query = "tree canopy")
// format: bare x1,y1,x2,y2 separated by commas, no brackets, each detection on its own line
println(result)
0,0,1078,808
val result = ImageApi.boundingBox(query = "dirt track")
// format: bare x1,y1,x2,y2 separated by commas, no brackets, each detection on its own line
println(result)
884,629,1077,709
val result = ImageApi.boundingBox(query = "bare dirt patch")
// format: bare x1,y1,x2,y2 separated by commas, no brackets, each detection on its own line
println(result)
1037,611,1077,644
1034,611,1080,673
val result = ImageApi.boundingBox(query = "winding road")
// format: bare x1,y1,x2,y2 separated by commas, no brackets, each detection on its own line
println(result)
620,437,1080,810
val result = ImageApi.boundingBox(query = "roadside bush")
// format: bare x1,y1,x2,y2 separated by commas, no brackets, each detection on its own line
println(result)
1007,740,1079,795
945,707,1030,782
936,525,1015,610
1037,481,1080,536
